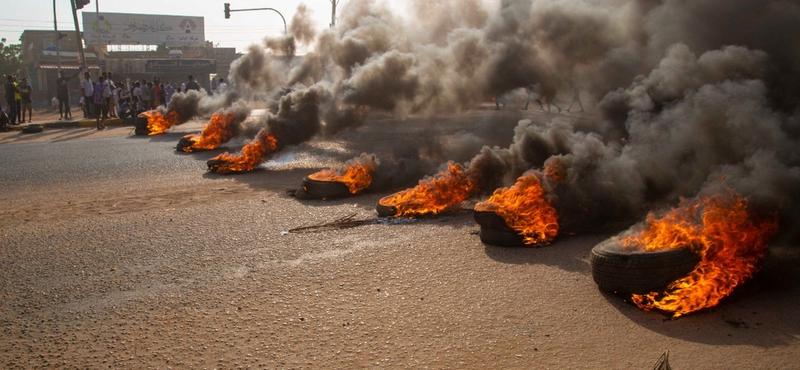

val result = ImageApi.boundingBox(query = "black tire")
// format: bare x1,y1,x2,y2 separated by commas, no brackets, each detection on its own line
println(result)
473,210,525,247
590,238,700,295
300,177,352,199
134,127,150,136
22,124,44,134
376,202,397,217
176,137,195,152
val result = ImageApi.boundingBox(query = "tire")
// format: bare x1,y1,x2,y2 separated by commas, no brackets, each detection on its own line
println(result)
22,124,44,134
300,177,352,199
473,211,525,247
134,127,150,136
590,238,700,295
376,202,397,217
176,137,194,152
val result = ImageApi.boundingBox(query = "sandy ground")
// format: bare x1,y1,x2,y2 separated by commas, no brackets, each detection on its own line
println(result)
1,111,799,369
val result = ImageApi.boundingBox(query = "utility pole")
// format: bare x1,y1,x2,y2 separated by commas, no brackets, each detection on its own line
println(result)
69,0,87,71
330,0,340,28
53,0,62,73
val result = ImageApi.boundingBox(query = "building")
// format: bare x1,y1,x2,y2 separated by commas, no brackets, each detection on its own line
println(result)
19,13,238,108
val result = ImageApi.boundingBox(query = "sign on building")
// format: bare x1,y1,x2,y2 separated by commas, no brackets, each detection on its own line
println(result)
82,12,205,47
145,59,217,73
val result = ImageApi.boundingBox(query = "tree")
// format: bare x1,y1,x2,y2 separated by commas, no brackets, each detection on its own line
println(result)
0,38,23,78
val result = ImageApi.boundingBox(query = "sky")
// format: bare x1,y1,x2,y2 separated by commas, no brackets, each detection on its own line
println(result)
0,0,364,53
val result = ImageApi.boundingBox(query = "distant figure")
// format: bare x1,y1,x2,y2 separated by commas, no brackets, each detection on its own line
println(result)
165,83,175,104
13,76,20,123
56,70,78,120
141,79,151,111
494,95,506,110
4,75,19,124
523,83,544,110
81,72,94,119
566,75,584,113
0,106,10,131
185,75,200,91
215,78,227,95
541,83,562,113
93,75,108,130
19,78,33,123
106,72,117,118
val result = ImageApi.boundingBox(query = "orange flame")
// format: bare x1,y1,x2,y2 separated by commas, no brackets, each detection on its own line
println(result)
475,174,559,245
620,189,778,317
379,162,477,217
308,156,378,194
207,130,279,174
142,110,182,135
544,158,567,186
181,112,237,153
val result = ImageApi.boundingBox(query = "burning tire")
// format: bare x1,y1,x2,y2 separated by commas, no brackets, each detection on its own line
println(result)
297,177,352,199
376,203,397,217
22,124,44,134
133,117,149,136
590,238,700,295
473,210,525,247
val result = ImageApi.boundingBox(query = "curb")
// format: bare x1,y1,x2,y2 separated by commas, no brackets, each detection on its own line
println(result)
9,118,127,131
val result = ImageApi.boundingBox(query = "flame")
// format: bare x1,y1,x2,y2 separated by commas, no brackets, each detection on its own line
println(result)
475,174,559,245
378,162,478,217
207,130,279,174
620,189,778,317
308,158,378,194
142,110,182,135
180,112,237,153
544,159,567,185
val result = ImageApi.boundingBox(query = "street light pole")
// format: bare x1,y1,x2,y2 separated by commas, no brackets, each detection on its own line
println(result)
330,0,339,28
53,0,62,72
224,4,287,34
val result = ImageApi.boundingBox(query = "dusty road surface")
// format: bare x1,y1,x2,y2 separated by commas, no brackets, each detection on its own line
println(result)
1,111,799,369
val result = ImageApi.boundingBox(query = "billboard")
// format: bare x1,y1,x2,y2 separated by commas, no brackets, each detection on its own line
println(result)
82,12,204,47
145,59,217,73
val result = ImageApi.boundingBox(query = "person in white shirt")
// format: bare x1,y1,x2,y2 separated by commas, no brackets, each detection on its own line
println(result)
81,72,94,118
215,78,227,95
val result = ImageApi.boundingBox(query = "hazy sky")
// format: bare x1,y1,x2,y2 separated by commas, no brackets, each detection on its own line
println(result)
0,0,368,53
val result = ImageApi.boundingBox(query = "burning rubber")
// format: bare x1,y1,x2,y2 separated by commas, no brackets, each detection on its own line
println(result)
590,238,700,295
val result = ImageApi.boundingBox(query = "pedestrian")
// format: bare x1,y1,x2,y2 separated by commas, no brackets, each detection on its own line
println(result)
165,82,175,105
117,98,133,118
81,72,94,119
523,83,545,110
106,72,118,118
0,104,10,131
154,82,165,107
4,75,19,125
12,76,21,123
541,82,562,113
93,75,107,130
140,79,151,111
566,75,584,113
19,78,33,123
132,81,142,105
56,70,79,120
215,77,227,95
185,75,199,91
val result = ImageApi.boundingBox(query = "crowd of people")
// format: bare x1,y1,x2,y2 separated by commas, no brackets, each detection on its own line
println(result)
2,71,226,131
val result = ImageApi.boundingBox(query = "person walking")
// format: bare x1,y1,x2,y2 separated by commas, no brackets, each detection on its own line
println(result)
93,75,108,130
4,75,19,125
541,82,562,113
523,83,544,110
19,78,33,123
56,70,79,120
82,72,94,119
566,75,584,113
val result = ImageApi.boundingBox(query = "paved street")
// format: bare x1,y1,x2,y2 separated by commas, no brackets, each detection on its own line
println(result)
1,112,799,369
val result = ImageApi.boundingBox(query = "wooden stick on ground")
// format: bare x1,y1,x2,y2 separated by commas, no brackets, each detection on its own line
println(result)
288,213,373,233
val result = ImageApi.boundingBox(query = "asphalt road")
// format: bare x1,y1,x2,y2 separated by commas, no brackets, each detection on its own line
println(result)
1,111,799,369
